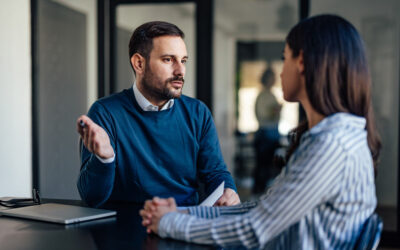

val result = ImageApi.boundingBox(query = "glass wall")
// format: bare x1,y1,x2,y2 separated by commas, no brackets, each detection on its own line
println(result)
310,0,400,232
213,0,299,200
115,3,196,98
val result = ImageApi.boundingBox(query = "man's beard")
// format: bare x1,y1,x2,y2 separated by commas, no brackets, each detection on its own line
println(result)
141,66,185,101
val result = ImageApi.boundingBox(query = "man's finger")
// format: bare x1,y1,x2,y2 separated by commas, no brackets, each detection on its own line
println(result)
226,192,240,206
214,196,227,206
77,122,84,138
77,115,95,128
88,127,95,152
225,197,237,206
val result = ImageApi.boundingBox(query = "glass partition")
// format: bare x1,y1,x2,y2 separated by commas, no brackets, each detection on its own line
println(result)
214,0,299,200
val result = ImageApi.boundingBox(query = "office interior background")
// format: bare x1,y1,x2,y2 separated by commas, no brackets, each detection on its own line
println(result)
1,0,399,247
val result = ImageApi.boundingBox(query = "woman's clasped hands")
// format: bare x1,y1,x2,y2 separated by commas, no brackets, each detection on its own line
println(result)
139,197,178,234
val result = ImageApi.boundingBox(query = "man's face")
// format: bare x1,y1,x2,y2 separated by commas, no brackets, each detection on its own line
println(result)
141,36,188,102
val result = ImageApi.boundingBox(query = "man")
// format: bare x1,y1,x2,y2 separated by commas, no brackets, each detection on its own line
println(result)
76,21,239,208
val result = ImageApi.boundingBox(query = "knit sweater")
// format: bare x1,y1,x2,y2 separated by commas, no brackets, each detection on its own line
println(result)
77,89,236,207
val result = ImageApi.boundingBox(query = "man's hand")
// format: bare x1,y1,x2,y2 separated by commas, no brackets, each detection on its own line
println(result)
76,115,114,159
140,197,177,234
214,188,240,206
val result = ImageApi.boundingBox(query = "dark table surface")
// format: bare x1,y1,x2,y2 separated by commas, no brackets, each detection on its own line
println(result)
0,199,218,250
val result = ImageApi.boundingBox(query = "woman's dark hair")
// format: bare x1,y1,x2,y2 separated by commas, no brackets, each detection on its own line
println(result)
281,14,381,173
128,21,184,72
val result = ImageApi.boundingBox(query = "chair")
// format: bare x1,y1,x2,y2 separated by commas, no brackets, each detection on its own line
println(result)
354,213,383,250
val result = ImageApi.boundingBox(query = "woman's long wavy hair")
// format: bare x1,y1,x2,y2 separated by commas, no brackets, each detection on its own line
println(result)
280,14,381,174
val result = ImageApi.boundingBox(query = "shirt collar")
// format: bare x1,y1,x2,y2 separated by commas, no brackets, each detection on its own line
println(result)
132,82,174,111
301,113,366,141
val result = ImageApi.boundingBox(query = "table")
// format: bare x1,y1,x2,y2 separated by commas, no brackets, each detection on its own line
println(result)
0,199,217,250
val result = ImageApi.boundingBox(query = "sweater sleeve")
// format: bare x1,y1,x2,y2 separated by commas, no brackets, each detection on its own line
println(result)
77,101,116,207
196,106,237,195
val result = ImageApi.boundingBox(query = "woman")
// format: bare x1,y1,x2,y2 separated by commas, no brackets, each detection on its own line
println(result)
140,14,381,249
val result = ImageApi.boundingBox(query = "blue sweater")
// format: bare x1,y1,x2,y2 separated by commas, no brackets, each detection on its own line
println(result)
77,89,236,207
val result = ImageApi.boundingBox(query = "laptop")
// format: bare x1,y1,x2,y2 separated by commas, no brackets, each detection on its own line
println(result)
0,203,116,224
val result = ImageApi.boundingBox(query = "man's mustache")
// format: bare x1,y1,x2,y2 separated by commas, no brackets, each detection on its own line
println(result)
167,76,185,83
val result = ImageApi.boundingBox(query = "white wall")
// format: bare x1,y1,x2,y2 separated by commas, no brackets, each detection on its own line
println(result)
0,1,32,197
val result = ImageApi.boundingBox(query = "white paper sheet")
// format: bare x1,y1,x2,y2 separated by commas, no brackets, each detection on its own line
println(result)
199,181,225,206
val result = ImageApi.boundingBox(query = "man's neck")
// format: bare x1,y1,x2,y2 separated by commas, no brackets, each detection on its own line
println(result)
136,81,168,109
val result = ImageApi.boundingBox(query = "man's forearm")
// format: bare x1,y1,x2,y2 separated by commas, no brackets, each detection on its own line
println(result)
77,154,116,207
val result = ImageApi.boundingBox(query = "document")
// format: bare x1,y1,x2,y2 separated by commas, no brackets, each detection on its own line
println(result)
200,181,225,206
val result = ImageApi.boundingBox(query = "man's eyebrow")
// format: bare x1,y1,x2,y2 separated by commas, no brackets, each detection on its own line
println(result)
160,54,188,59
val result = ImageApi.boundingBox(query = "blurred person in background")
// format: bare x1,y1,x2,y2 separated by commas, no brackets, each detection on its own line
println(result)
253,66,282,194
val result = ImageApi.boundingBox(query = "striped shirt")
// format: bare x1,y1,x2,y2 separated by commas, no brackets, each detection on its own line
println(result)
158,113,377,249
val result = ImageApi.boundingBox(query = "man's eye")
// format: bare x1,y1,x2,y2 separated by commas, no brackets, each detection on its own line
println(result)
182,59,187,64
281,55,285,61
163,58,172,62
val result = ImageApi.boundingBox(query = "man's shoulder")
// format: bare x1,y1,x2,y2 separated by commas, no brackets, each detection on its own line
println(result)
97,89,130,104
93,89,131,111
176,95,209,113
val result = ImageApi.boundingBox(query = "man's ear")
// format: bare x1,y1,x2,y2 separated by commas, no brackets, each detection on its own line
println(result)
131,53,146,75
297,50,305,75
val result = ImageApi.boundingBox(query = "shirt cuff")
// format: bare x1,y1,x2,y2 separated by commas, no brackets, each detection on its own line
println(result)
158,212,192,241
95,154,115,164
188,206,220,218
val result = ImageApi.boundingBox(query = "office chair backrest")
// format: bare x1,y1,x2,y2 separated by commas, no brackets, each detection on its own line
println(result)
354,213,383,250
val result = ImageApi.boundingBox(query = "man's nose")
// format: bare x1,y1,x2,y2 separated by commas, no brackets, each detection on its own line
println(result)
173,62,185,77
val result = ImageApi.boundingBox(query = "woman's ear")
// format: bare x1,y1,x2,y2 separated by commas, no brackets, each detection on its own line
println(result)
131,53,146,75
297,50,305,74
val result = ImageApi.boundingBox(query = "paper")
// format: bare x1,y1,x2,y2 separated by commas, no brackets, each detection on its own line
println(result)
200,181,225,206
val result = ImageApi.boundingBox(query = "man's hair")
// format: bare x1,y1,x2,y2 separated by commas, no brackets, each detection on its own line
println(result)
128,21,185,71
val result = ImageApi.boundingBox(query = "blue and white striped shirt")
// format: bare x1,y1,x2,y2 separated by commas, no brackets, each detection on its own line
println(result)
158,113,377,249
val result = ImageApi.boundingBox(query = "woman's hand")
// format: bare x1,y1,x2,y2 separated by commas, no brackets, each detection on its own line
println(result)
139,197,177,234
